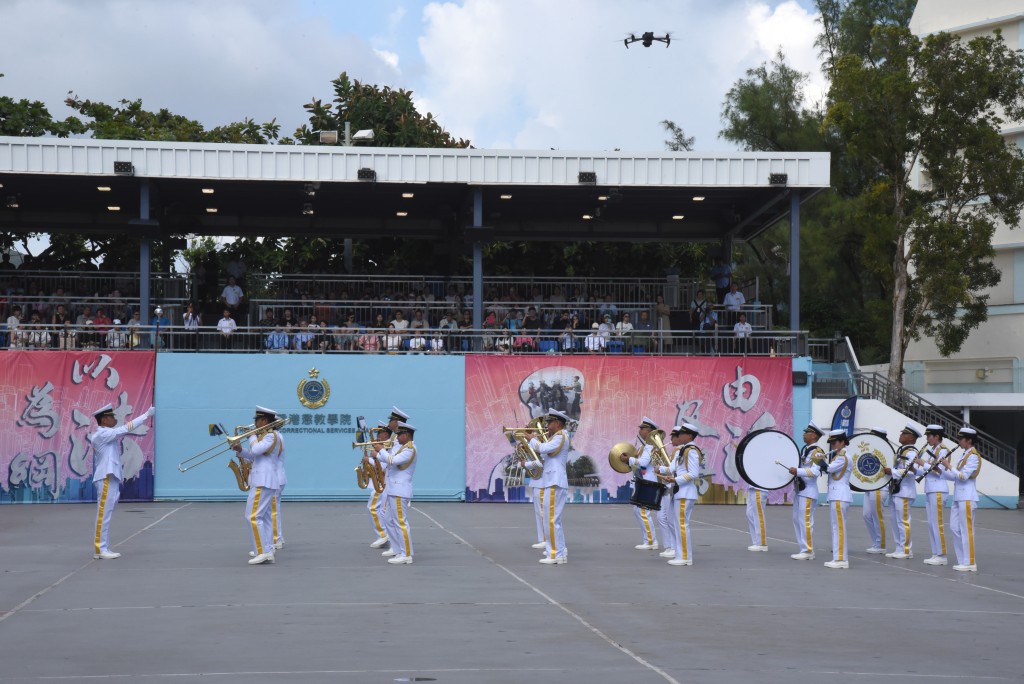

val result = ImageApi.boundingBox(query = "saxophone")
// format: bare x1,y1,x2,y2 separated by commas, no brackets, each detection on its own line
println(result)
228,457,252,492
353,419,388,493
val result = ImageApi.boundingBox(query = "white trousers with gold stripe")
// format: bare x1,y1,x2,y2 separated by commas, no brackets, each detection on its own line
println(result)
746,488,767,546
862,490,887,550
244,486,277,556
949,500,978,567
669,498,695,562
633,504,658,546
532,487,547,544
541,486,567,560
888,495,914,554
792,495,815,554
367,487,388,542
93,475,121,555
272,485,285,545
829,500,849,562
383,495,414,558
925,492,948,558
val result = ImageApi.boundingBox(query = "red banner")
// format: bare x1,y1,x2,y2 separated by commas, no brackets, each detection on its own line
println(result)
1,351,155,503
465,356,793,503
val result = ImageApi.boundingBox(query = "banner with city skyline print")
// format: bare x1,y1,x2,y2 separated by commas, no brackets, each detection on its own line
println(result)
0,351,155,503
465,356,794,504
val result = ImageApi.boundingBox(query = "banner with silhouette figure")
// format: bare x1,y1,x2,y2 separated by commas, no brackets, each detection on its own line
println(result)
465,356,794,504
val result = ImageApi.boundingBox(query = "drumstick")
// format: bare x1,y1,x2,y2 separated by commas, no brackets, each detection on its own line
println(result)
774,460,791,469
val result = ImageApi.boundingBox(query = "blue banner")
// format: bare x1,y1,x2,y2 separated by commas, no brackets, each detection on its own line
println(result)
831,396,857,436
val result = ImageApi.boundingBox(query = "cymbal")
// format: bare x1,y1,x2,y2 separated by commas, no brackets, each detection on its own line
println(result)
608,441,636,474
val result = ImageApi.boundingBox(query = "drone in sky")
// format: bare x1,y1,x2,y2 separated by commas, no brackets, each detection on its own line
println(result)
624,31,671,49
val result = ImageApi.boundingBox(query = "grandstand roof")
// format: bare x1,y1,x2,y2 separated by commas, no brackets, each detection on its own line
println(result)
0,136,830,244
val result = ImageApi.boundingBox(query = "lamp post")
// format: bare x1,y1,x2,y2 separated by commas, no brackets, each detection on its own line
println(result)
154,306,163,352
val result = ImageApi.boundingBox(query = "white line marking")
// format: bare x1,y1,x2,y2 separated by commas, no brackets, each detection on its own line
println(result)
413,505,683,684
809,670,1009,680
0,503,191,624
29,668,569,680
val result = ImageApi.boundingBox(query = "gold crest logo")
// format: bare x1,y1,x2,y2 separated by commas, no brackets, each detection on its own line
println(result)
297,367,330,409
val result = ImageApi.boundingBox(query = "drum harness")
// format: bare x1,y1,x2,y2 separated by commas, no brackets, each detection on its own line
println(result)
888,444,919,496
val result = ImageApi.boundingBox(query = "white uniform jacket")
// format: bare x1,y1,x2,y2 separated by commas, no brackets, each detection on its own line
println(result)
940,447,981,503
796,444,824,498
890,445,919,499
629,443,658,482
379,441,417,499
668,444,702,501
90,413,152,483
238,431,284,490
921,445,951,495
530,429,570,489
825,448,853,502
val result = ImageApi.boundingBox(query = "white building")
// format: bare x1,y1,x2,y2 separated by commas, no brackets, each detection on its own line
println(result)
903,1,1024,463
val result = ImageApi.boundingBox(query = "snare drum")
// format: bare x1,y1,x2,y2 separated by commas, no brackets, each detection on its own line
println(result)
736,429,801,490
629,476,664,511
848,432,894,492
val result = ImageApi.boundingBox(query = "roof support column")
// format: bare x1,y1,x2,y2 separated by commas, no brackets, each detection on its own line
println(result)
139,180,152,326
472,188,483,350
789,190,801,332
344,238,353,274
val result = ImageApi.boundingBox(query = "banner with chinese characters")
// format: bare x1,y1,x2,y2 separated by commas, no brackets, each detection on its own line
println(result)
465,356,794,504
154,353,466,500
1,351,155,503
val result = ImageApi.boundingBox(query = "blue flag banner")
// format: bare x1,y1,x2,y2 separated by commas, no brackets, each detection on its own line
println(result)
831,396,857,436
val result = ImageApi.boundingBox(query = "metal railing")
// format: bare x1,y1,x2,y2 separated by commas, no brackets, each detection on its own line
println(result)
813,370,1018,475
1,324,807,357
0,270,187,300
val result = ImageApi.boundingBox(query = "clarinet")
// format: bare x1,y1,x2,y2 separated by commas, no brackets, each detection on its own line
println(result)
889,445,916,496
915,446,960,483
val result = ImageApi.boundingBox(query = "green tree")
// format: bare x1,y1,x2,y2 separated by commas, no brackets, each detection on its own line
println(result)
825,26,1024,383
0,74,87,138
660,120,695,151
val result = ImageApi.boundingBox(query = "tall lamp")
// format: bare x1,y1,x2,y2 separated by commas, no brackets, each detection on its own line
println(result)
154,306,163,351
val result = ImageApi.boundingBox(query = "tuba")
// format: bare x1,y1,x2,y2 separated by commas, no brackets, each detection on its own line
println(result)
502,417,547,486
353,420,388,493
646,429,673,470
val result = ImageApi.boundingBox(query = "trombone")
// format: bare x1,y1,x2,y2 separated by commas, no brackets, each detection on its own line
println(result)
178,417,289,472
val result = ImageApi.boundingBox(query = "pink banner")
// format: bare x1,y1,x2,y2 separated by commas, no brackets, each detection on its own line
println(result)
465,356,793,504
1,351,155,503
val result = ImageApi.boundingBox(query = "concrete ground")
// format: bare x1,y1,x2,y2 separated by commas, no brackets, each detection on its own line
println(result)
1,501,1021,684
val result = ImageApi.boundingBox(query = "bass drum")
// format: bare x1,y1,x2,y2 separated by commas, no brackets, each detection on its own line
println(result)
735,429,800,490
847,432,894,492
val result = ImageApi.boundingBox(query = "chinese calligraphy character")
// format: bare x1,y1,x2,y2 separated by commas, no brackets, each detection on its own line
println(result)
18,381,59,438
723,366,761,413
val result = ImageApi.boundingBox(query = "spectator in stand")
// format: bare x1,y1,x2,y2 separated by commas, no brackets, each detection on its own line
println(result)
105,319,127,350
292,319,313,351
408,329,427,353
339,313,358,350
689,289,709,331
570,313,584,335
457,309,473,352
51,304,71,349
723,282,746,327
259,308,276,329
390,310,409,333
428,330,445,354
635,310,656,351
615,312,634,340
371,312,387,334
698,308,719,354
523,306,540,331
280,308,296,328
598,294,618,322
92,308,112,346
76,306,94,348
549,286,566,304
733,312,753,355
559,325,576,353
151,308,171,350
217,309,237,351
126,310,143,349
438,311,458,334
410,309,428,331
585,323,605,353
0,252,15,270
384,324,403,353
182,303,201,351
220,276,245,321
27,312,50,349
108,289,126,322
358,325,381,353
598,314,614,343
265,325,289,352
32,288,50,320
711,258,733,303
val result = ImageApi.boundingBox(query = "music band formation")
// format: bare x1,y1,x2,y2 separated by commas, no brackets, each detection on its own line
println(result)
89,402,984,572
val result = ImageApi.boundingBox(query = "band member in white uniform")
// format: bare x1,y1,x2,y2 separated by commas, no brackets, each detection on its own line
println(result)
883,424,921,559
789,422,824,560
527,409,571,564
919,424,951,566
530,462,548,551
373,421,418,564
939,427,982,571
658,429,683,559
90,403,155,560
746,484,768,552
821,429,853,569
234,406,284,566
862,426,890,554
620,417,660,550
368,407,409,549
659,423,702,566
271,424,289,551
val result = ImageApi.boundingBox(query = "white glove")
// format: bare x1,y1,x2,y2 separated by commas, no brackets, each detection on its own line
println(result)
144,406,155,419
658,466,669,475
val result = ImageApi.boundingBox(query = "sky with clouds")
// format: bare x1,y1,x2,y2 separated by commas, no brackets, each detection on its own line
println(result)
0,0,827,152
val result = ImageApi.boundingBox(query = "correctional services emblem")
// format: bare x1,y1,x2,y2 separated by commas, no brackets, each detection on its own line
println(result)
297,367,330,409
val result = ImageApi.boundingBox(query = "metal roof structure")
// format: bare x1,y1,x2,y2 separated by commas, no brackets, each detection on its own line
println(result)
0,137,829,243
0,136,830,330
